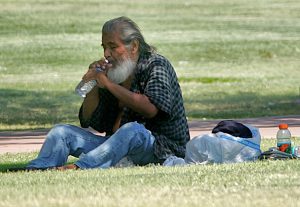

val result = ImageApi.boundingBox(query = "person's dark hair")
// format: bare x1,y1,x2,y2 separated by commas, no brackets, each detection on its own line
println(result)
102,16,155,55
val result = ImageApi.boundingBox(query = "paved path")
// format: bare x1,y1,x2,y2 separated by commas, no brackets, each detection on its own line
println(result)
0,115,299,154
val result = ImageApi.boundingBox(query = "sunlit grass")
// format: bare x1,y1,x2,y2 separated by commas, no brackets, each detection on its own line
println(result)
1,139,300,207
0,0,300,130
1,1,300,206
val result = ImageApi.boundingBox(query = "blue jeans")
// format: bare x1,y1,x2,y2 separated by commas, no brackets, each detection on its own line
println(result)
27,122,160,169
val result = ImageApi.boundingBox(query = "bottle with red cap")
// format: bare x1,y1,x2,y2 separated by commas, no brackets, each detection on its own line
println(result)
276,123,292,153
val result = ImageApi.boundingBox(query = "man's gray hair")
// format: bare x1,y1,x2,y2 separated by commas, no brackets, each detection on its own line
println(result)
102,16,155,55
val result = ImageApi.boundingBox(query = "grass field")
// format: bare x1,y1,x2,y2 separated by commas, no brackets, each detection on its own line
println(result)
1,139,300,207
0,1,300,206
0,0,299,130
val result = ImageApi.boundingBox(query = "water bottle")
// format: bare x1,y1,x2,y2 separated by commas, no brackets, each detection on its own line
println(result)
75,64,107,98
276,123,292,153
75,79,97,98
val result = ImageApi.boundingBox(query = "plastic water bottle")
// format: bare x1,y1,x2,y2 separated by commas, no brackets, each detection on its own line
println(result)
75,63,107,98
276,123,292,153
75,79,97,98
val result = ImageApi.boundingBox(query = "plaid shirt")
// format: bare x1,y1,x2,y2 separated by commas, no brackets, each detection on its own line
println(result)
79,52,190,160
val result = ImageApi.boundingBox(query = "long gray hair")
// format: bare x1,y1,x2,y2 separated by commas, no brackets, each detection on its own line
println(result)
102,16,155,55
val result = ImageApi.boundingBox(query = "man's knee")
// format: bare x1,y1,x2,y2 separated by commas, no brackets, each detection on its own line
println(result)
120,122,142,131
115,122,148,141
47,124,74,140
118,122,146,134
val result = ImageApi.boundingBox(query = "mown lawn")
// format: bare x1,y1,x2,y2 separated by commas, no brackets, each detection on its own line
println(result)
0,0,299,130
0,1,300,206
1,139,300,207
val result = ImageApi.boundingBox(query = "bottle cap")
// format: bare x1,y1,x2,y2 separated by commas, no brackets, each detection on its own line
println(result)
278,123,288,129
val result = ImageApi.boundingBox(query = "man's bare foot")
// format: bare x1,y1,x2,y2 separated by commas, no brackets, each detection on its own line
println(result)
56,164,79,171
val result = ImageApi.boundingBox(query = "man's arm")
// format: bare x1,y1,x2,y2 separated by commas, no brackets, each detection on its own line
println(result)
81,87,100,121
97,73,158,119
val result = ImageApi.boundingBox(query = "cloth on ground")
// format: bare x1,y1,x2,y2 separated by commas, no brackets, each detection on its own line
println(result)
163,155,186,166
212,120,253,138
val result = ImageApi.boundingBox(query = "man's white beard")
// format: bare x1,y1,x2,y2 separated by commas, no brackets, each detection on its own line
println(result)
107,58,136,84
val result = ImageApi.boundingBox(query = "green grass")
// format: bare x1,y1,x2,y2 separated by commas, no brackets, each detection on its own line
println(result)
1,139,300,207
1,161,300,207
0,0,300,131
1,2,300,206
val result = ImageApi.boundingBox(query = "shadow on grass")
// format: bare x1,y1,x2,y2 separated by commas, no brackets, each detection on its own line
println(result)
0,88,299,131
184,91,300,119
0,88,81,130
0,162,28,173
0,159,78,173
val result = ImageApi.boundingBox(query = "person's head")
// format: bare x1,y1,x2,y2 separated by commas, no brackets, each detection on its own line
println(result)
101,16,154,84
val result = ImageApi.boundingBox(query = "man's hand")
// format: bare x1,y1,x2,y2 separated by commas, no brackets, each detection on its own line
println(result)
81,58,111,121
82,59,112,88
95,70,110,88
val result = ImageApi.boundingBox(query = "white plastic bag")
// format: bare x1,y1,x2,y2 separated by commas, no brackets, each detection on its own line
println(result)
184,125,261,164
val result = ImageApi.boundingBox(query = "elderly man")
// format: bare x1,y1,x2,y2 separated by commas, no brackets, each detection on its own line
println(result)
26,16,190,170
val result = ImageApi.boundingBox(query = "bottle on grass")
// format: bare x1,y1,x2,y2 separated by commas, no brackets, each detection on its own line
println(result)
276,123,292,153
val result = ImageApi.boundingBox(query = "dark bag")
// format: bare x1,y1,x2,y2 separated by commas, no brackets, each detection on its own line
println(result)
212,120,253,138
